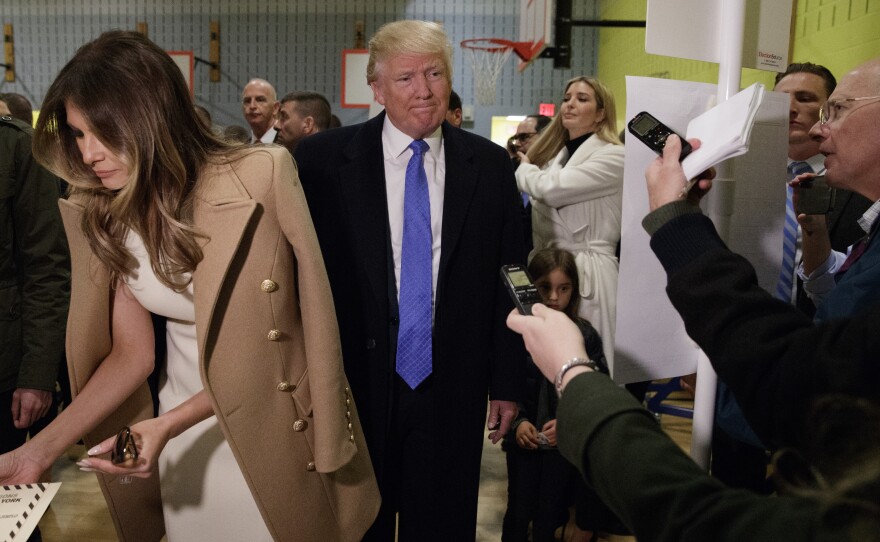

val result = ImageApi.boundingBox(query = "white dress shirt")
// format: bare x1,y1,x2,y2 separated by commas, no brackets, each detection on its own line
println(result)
252,126,278,144
381,117,445,305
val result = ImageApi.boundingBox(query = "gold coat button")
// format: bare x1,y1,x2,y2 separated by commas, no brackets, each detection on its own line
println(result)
349,435,355,443
293,419,308,432
261,279,278,293
277,381,291,392
306,461,316,471
348,422,353,431
267,329,281,341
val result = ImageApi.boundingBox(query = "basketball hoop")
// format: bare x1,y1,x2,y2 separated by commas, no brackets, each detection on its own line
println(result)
460,38,520,106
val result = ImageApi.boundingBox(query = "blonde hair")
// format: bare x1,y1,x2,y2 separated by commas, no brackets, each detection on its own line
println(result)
33,30,245,290
527,76,621,168
366,20,453,85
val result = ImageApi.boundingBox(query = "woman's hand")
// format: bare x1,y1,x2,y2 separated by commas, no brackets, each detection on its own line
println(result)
515,421,540,450
517,151,531,165
0,446,48,485
541,419,558,447
76,417,172,479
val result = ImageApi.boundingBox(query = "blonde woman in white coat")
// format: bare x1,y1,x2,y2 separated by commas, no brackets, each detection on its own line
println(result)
515,76,624,366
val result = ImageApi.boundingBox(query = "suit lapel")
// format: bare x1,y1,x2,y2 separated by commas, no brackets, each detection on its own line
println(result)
438,124,478,285
827,188,854,234
191,162,257,362
338,114,392,307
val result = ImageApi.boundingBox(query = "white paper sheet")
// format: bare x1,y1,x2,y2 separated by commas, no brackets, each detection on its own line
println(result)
682,83,765,181
0,483,61,541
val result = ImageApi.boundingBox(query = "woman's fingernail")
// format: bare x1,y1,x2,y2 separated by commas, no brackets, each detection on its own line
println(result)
87,446,100,455
76,460,91,468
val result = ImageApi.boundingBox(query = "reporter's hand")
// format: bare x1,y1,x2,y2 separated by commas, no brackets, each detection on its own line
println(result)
506,303,587,383
77,417,171,479
789,173,829,236
541,419,557,447
515,421,540,450
645,135,714,211
11,388,52,429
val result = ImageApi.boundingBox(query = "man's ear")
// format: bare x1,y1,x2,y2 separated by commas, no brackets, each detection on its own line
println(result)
273,101,281,115
303,116,316,135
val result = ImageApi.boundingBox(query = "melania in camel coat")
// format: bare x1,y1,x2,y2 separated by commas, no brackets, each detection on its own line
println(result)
58,146,379,542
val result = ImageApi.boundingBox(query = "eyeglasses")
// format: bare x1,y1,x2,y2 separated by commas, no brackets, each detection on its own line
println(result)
512,132,537,143
819,95,880,125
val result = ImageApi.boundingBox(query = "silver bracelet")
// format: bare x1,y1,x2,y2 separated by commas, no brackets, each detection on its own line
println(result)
554,357,599,397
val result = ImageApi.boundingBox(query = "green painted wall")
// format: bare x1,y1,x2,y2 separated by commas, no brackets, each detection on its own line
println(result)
596,0,880,126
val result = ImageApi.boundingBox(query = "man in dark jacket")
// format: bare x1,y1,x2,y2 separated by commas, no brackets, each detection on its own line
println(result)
0,115,70,456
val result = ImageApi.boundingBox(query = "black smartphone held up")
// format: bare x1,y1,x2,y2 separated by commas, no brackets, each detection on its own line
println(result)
796,175,835,215
500,264,543,315
628,111,693,161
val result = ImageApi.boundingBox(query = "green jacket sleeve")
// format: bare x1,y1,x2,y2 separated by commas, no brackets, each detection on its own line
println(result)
0,119,70,391
556,372,839,542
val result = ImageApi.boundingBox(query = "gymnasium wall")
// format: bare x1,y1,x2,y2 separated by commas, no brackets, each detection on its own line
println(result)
0,0,601,138
596,0,880,127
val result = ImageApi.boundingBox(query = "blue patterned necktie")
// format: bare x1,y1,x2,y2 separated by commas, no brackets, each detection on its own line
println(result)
774,161,812,301
397,140,433,389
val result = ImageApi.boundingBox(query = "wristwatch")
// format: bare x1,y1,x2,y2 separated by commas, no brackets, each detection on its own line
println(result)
554,357,600,397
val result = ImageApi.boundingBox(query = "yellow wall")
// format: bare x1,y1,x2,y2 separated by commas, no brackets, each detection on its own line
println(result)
596,0,880,126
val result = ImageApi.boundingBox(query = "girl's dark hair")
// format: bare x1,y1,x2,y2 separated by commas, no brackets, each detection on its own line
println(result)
527,247,580,319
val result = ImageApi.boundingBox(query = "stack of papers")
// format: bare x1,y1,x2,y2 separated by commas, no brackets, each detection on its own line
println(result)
682,82,766,180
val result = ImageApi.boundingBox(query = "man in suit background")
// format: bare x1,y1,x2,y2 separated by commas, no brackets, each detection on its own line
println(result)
273,90,331,154
798,57,880,321
241,78,280,144
774,62,872,315
295,20,525,542
445,90,463,128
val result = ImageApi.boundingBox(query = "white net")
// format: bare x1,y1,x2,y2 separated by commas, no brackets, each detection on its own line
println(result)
463,40,514,106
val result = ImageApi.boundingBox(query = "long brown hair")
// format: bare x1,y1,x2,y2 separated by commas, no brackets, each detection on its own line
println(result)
527,247,580,319
33,30,244,290
526,76,621,169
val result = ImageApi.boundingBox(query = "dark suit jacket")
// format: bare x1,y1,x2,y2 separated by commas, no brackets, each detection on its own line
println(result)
295,113,526,500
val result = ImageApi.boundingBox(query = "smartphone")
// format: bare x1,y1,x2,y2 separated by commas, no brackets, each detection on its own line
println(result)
796,175,835,215
628,111,693,161
500,264,543,315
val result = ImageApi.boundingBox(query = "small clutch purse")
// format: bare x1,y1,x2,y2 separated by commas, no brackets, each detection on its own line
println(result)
111,426,139,465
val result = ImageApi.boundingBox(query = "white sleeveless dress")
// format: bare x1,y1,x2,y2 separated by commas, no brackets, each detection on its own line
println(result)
124,231,272,542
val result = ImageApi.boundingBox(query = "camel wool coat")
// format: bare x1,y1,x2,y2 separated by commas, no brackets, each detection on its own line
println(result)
58,146,379,542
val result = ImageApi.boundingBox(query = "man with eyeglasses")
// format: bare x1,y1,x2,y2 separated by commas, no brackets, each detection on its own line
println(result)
511,114,551,254
796,57,880,322
512,114,551,166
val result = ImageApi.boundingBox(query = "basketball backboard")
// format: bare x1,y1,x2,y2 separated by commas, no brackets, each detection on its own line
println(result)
517,0,553,71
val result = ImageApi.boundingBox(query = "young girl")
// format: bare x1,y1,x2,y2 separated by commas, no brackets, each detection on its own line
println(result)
502,248,622,542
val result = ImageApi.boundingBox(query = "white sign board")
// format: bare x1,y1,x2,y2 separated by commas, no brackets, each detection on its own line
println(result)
1,483,61,541
645,0,793,72
342,50,372,108
168,51,194,95
613,76,788,384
